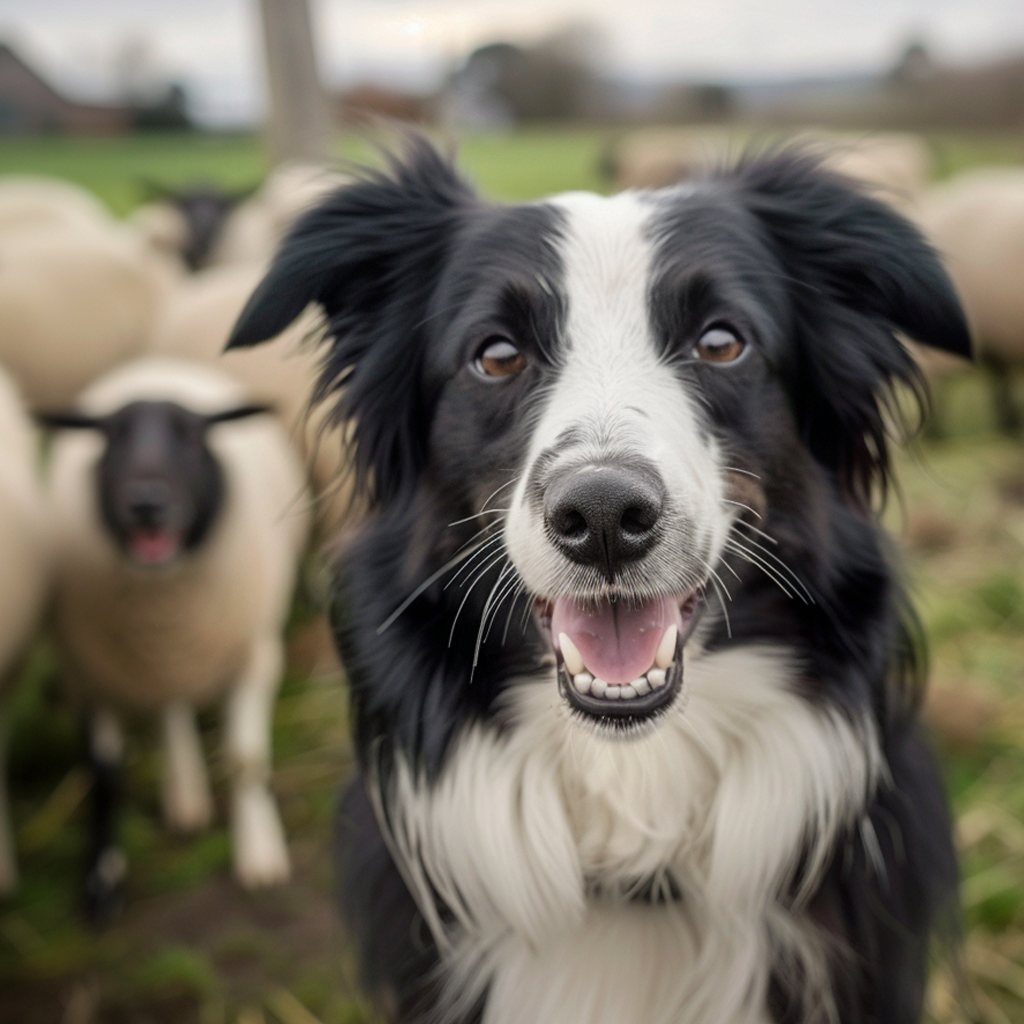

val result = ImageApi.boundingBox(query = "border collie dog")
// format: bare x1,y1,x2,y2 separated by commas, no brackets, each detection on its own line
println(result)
230,142,970,1024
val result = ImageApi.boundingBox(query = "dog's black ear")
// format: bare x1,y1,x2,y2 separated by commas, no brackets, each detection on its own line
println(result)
736,152,971,508
227,139,476,502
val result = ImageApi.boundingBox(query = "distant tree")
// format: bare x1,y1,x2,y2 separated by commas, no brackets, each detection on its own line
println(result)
134,83,193,131
452,22,607,124
889,40,934,85
653,82,735,123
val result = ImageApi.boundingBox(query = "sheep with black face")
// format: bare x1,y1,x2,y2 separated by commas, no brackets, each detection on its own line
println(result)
43,357,310,922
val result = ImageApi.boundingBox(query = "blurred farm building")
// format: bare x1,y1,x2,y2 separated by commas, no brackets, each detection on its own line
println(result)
0,41,192,136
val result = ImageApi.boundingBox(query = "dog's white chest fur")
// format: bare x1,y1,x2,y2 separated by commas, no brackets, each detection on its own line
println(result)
481,901,776,1024
378,645,880,1024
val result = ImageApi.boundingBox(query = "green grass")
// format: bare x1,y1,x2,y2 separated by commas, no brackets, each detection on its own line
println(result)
0,132,267,215
0,126,618,216
0,123,1019,218
884,374,1024,1023
1,125,1023,1023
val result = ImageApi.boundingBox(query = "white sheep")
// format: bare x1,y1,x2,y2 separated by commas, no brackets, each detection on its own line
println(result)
915,167,1024,430
607,128,932,207
209,162,350,269
0,221,177,410
0,364,51,896
45,356,311,919
146,264,353,532
129,200,193,269
0,175,114,235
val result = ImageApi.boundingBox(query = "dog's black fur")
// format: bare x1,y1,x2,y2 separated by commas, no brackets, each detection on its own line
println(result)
231,141,969,1023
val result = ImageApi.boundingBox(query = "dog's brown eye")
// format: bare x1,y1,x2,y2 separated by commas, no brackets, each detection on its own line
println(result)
695,327,746,364
475,338,526,378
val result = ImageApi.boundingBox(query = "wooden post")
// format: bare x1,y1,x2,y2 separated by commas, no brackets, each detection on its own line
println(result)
257,0,333,166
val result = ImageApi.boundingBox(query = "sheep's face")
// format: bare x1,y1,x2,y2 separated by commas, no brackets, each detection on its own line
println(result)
93,401,225,565
42,401,271,567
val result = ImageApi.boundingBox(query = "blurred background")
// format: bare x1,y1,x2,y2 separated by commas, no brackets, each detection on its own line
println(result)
1,2,1023,1023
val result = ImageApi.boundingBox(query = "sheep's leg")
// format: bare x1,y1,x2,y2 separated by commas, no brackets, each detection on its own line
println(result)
161,701,213,832
83,708,127,926
983,353,1022,434
224,637,290,888
0,705,17,896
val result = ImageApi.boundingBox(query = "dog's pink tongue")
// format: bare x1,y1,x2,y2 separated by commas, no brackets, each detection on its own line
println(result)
551,595,680,685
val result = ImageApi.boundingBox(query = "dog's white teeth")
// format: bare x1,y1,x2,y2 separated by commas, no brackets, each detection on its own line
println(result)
655,625,677,670
632,676,651,696
566,665,670,703
559,633,585,676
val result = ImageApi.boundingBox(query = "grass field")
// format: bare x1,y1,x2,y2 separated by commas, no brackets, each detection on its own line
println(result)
1,124,1023,213
0,126,615,214
1,125,1023,1024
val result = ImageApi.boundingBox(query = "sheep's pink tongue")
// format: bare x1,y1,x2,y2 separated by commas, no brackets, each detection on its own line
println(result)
129,528,180,565
551,595,680,686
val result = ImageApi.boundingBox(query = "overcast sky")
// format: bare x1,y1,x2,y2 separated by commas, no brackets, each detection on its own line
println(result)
4,0,1024,125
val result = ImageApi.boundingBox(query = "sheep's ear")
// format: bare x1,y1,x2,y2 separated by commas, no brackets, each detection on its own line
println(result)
736,152,972,507
205,403,274,425
35,411,107,431
226,138,476,504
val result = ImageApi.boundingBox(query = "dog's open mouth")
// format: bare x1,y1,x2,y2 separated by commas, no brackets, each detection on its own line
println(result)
535,590,703,725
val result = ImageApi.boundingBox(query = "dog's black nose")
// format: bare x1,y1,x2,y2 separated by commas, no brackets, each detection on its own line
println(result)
545,463,665,577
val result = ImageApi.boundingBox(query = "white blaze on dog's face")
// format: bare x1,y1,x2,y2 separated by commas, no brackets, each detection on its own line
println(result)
504,192,736,727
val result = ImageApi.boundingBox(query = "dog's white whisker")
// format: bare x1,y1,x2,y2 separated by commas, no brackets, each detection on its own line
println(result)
479,565,522,650
448,549,509,648
447,508,511,529
471,562,522,676
726,530,814,604
443,534,507,591
501,581,530,646
709,577,732,638
704,559,736,598
376,537,498,635
722,466,762,481
482,583,523,653
720,559,742,584
721,498,763,520
702,563,733,639
732,519,779,546
725,540,799,601
725,547,796,600
479,477,521,512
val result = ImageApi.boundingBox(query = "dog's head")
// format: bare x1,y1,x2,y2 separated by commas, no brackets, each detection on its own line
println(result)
230,140,969,733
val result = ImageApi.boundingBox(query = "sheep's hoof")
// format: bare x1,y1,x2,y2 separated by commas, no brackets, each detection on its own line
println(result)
232,786,291,888
83,846,128,927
